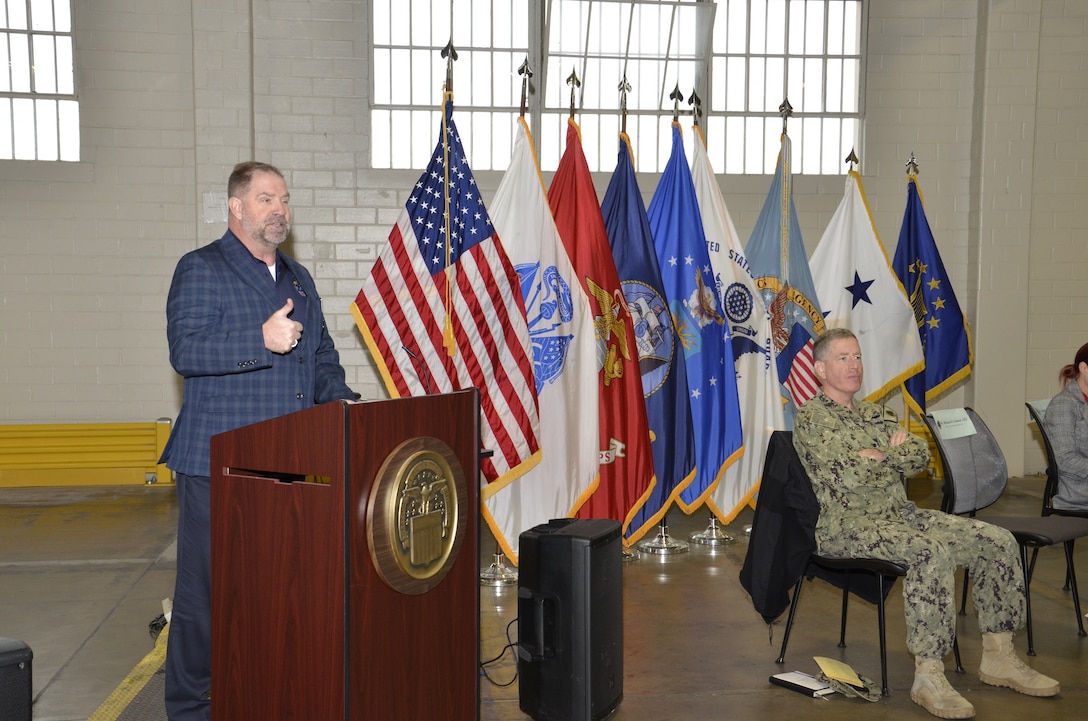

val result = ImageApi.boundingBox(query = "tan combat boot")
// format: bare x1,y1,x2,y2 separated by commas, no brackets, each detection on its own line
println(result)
979,632,1060,696
910,657,975,719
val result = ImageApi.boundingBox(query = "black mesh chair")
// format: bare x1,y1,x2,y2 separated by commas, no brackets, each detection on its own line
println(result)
924,407,1088,655
742,431,921,696
1026,400,1088,521
1026,400,1088,634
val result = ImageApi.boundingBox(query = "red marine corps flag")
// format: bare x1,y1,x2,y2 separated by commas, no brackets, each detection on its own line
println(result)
549,105,656,542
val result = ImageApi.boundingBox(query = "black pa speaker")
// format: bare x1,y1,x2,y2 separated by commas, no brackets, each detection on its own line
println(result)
0,637,32,721
517,518,623,721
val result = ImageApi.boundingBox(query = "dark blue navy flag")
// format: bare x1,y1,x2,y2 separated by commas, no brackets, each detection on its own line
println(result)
892,175,973,415
601,132,695,538
646,123,744,513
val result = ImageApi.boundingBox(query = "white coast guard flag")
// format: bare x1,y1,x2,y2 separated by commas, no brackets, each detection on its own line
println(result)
809,170,923,401
690,126,785,518
481,118,599,562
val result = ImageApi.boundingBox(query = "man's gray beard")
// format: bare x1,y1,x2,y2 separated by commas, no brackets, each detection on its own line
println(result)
243,214,289,246
261,223,289,245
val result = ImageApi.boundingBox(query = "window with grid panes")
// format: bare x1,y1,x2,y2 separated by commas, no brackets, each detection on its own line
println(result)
0,0,78,161
370,0,863,175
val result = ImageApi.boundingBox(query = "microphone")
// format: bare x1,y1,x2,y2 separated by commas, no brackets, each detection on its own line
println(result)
402,346,435,395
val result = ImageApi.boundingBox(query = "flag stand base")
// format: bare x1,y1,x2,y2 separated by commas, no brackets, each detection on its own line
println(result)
690,515,736,545
636,521,689,555
621,544,640,563
480,551,518,586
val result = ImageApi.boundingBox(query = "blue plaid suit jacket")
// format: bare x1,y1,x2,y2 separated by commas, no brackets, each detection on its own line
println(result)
161,230,355,477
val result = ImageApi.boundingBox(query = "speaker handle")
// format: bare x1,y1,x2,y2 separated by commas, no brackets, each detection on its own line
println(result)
534,595,546,658
517,588,562,658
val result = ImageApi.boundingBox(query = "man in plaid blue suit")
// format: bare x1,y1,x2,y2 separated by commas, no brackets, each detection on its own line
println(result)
161,161,356,721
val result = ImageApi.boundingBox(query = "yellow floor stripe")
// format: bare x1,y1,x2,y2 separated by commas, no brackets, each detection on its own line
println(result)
87,624,169,721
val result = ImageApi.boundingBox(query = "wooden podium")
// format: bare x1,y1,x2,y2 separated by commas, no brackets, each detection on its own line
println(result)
210,390,480,720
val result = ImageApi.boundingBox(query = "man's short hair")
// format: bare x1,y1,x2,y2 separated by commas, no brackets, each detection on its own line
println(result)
812,328,857,362
228,161,284,200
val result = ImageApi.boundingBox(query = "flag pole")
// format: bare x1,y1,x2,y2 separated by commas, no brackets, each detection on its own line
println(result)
688,89,702,128
618,75,631,134
440,39,458,357
636,79,691,558
613,73,644,564
902,151,920,432
472,49,518,588
778,98,793,288
565,67,581,120
686,88,738,547
517,56,532,118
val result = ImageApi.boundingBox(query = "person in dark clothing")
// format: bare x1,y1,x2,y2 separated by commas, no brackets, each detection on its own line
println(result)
161,162,356,721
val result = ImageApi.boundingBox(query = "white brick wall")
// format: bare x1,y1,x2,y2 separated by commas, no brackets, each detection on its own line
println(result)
1024,0,1088,471
1,0,1085,475
0,0,196,423
968,0,1041,475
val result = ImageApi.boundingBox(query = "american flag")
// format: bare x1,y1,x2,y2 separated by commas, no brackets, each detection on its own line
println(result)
352,97,541,483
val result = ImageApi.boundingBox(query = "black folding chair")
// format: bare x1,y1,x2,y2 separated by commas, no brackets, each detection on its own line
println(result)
745,431,928,696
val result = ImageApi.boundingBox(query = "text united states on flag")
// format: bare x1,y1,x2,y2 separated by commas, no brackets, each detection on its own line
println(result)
351,98,541,484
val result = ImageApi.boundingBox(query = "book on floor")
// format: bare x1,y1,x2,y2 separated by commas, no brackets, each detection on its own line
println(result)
769,671,835,697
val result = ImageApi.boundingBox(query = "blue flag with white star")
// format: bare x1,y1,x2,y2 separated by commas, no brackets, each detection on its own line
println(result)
646,123,744,512
810,170,923,401
892,175,973,414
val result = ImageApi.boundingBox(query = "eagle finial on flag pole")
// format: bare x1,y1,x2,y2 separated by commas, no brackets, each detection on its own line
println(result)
518,57,533,118
618,76,632,133
688,89,702,127
779,97,793,133
906,151,920,177
566,68,581,119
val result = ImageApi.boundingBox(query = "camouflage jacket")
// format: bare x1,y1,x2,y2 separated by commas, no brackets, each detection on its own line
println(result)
793,391,930,540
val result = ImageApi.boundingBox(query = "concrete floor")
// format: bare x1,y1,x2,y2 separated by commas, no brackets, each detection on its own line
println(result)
1,474,1085,721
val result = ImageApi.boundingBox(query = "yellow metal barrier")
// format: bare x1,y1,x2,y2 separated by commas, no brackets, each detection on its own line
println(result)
0,419,173,488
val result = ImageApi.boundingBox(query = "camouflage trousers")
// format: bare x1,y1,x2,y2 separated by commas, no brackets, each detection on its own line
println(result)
816,506,1026,659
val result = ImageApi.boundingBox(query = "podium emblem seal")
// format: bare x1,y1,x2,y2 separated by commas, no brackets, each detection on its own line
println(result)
366,436,467,594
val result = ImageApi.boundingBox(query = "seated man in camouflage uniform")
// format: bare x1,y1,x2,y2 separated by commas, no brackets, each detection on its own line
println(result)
793,327,1059,719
